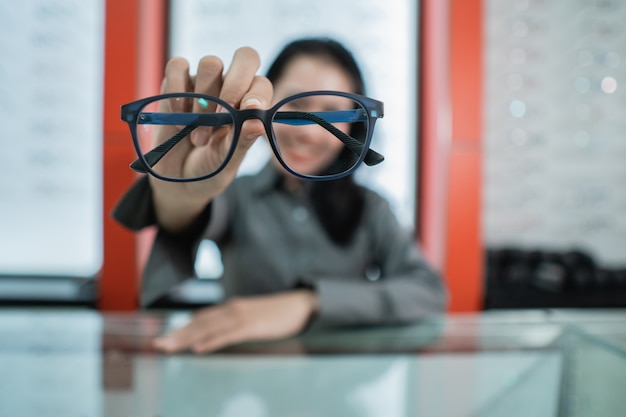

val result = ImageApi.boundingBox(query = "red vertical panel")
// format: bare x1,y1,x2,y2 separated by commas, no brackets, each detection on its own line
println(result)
100,0,140,310
135,0,167,279
136,0,166,98
444,0,483,311
418,0,451,272
444,146,483,311
450,1,483,142
100,0,167,311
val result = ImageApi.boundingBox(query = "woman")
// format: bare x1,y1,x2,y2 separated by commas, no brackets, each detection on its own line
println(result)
114,38,447,353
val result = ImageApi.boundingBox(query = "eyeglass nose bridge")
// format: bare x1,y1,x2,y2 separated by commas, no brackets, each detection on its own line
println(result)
232,108,277,138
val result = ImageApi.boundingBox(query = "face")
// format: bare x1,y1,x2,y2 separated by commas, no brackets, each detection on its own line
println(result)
270,55,357,177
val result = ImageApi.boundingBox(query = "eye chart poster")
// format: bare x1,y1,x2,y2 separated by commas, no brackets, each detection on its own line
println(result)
0,0,104,277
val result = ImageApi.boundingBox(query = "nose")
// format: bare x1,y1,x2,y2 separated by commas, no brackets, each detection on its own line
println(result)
278,122,333,153
293,122,323,143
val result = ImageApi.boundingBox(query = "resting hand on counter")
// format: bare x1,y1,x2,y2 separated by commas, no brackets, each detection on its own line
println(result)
153,289,319,354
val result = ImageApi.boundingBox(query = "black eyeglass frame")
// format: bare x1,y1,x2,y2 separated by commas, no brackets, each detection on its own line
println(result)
121,90,384,182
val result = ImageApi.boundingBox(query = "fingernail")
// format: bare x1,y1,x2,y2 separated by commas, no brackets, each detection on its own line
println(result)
243,97,261,108
154,337,172,348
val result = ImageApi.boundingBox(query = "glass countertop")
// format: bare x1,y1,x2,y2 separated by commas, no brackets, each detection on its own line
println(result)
0,308,625,416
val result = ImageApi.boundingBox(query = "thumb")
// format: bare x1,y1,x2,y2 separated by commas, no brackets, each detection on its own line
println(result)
237,96,266,149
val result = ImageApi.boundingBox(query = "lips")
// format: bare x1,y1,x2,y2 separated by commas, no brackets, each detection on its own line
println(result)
283,149,313,165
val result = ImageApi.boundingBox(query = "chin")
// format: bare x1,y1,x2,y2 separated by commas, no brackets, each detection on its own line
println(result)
282,159,319,176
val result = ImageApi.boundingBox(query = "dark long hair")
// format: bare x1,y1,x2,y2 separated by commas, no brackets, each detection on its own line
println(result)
266,37,367,246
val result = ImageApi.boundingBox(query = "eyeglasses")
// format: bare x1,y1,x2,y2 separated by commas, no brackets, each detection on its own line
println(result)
120,91,384,182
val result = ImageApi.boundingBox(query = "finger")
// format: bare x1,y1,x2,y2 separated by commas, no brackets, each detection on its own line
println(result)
220,46,261,108
149,59,193,155
153,326,195,353
192,326,248,354
153,317,209,353
153,307,231,353
192,55,224,113
163,57,193,113
164,57,193,93
187,74,272,177
189,56,225,146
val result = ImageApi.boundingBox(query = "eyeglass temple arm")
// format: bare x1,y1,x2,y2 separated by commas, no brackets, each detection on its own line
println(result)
129,112,232,173
274,111,384,166
130,124,199,173
131,111,384,172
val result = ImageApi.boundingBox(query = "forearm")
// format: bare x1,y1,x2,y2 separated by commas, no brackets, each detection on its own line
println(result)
112,175,214,306
311,273,447,326
149,177,215,234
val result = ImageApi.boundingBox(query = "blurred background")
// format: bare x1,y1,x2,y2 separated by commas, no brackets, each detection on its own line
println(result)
0,0,624,312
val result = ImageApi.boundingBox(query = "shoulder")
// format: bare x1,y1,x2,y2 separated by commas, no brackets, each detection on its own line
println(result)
225,163,280,198
361,186,394,218
229,173,255,191
223,171,266,199
358,186,411,239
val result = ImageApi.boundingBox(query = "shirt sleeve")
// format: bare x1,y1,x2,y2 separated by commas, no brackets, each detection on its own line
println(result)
111,175,157,231
307,193,448,326
110,176,212,306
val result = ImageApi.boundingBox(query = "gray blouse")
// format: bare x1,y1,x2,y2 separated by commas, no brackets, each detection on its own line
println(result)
113,164,447,326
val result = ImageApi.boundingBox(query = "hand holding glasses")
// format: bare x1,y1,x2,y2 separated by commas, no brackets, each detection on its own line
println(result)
121,90,384,182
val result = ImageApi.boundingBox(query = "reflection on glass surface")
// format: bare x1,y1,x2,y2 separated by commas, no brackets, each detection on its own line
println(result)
155,356,414,417
2,310,626,416
561,330,626,416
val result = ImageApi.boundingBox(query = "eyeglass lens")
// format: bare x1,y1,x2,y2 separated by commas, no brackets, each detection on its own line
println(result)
134,94,370,180
271,94,369,177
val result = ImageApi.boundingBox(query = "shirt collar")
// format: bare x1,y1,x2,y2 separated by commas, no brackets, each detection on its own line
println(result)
250,162,284,195
249,161,311,196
